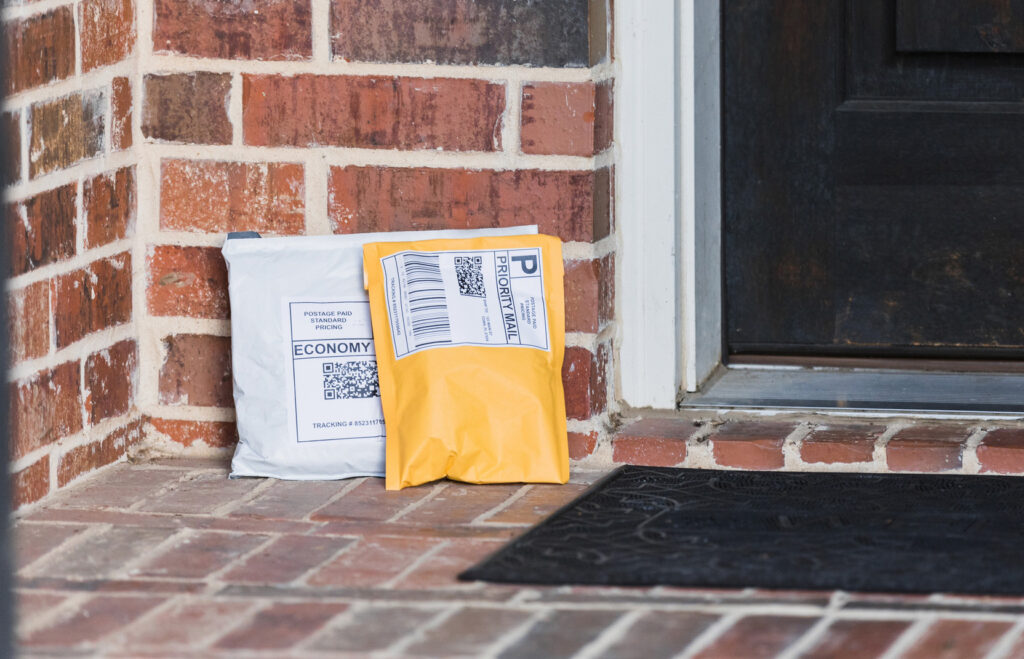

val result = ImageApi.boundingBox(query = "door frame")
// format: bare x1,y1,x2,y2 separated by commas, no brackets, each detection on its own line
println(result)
615,0,722,409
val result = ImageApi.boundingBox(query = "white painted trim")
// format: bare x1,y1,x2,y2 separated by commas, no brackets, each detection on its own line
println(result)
615,0,680,410
680,0,722,391
617,0,723,408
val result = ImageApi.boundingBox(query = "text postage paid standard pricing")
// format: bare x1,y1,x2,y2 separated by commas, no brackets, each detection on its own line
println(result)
381,248,550,359
287,300,385,442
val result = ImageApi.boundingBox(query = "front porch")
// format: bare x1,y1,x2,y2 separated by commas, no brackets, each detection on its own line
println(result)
15,412,1024,657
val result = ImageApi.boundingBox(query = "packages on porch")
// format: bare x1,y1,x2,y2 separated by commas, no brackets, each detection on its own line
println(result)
223,225,537,481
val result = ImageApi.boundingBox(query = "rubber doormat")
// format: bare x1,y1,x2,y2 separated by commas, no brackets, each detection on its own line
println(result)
459,466,1024,594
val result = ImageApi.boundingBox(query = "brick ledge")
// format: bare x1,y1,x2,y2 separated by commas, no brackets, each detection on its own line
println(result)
600,416,1024,475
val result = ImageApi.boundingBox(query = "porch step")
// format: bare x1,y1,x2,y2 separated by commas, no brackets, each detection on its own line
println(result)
607,417,1024,476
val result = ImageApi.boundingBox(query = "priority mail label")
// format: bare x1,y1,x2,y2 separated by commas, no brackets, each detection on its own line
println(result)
380,248,550,359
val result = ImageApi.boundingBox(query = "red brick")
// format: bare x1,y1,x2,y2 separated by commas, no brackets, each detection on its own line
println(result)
692,614,808,652
155,0,311,60
886,425,968,472
562,344,608,420
406,607,534,657
158,333,232,407
598,252,615,325
121,600,259,648
3,8,75,95
800,425,882,465
521,81,604,156
501,610,624,658
222,534,346,584
231,480,342,519
147,245,228,318
10,360,81,460
21,595,163,648
30,91,105,178
977,428,1024,474
603,612,719,659
40,525,177,579
329,165,611,242
52,252,132,349
137,530,267,579
309,605,440,654
483,482,587,525
711,422,796,470
85,166,135,248
243,74,505,150
902,619,1013,659
311,477,439,522
17,592,67,628
146,417,238,448
595,80,613,153
80,0,135,72
614,418,694,466
111,77,133,151
12,456,49,509
568,431,598,460
329,0,593,67
57,420,143,487
593,342,610,416
403,484,526,525
142,72,232,144
8,280,50,363
138,470,261,514
9,183,76,276
395,538,503,589
160,159,305,234
14,522,87,571
802,620,911,659
693,616,816,659
3,110,20,186
215,602,347,650
84,339,137,425
307,535,443,587
52,463,182,509
565,259,599,332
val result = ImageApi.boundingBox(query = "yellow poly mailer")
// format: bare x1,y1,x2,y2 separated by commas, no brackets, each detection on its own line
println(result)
363,234,569,490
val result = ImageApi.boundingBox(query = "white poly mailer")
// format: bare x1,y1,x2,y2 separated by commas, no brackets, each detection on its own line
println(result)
223,226,538,480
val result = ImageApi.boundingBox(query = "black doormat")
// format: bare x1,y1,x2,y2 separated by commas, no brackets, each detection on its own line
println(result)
459,466,1024,594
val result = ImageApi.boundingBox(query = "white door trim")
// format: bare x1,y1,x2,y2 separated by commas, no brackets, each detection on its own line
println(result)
615,0,722,409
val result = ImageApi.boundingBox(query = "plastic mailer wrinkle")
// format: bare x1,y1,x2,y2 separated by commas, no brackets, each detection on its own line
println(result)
223,225,537,480
363,234,569,490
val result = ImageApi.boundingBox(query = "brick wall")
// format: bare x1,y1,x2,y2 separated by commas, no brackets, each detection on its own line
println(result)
5,0,615,506
4,0,139,507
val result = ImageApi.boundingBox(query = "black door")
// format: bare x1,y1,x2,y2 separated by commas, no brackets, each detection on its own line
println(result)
723,0,1024,359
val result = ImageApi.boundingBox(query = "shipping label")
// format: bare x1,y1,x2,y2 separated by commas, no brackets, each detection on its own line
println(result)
381,248,550,359
287,300,385,442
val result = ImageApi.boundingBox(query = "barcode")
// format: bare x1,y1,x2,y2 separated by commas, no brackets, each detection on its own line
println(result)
403,254,452,348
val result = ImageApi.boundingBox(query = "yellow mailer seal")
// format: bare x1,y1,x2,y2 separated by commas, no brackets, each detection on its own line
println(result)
363,234,569,490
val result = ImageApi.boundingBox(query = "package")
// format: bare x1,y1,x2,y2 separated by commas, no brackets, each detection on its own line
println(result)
223,225,538,480
363,234,569,490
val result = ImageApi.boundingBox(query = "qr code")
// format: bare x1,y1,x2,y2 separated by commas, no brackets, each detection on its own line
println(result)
455,255,485,297
322,360,380,400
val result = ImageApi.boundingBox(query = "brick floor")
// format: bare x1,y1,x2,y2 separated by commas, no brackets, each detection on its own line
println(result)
14,453,1024,657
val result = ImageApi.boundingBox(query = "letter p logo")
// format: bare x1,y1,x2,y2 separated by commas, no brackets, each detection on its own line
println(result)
511,254,539,275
